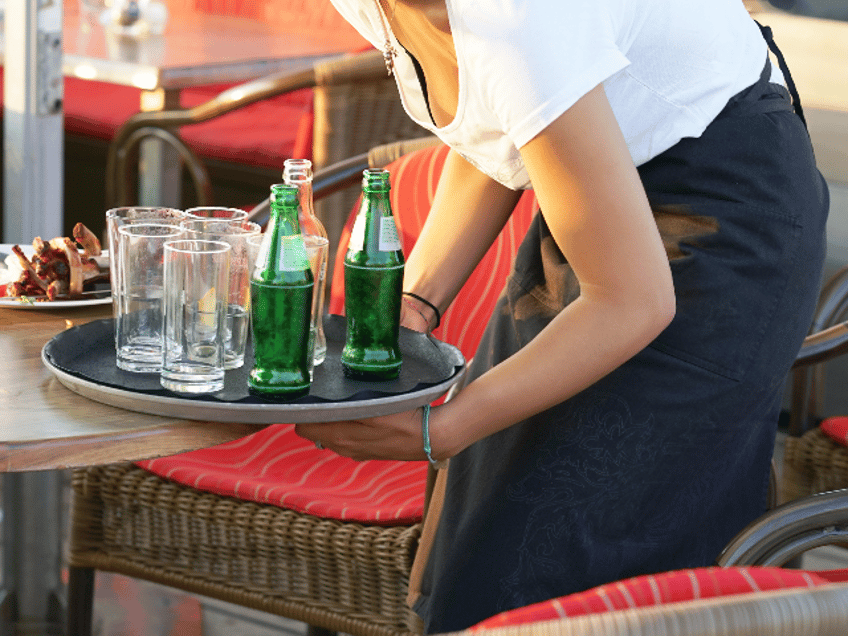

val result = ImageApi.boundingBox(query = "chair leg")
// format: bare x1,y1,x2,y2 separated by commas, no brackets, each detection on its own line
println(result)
306,626,337,636
66,566,95,636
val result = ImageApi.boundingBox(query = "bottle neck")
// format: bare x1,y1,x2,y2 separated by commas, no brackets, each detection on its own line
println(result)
285,174,327,239
269,201,302,236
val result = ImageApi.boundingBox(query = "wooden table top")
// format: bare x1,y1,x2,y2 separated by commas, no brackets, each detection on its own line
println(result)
2,0,369,91
0,303,263,472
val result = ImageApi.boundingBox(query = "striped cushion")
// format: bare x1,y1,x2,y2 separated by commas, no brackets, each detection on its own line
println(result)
470,566,848,629
138,424,428,524
137,143,536,523
328,143,537,364
821,416,848,447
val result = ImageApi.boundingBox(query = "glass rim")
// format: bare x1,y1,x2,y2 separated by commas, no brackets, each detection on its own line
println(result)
117,222,185,237
163,239,232,254
106,206,185,219
183,206,250,220
180,219,262,236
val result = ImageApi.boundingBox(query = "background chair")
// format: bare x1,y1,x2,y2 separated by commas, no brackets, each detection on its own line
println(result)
106,48,431,263
781,265,848,507
459,566,848,636
67,138,538,636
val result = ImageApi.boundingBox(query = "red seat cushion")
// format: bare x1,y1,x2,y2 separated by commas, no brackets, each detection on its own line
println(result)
0,69,314,170
821,416,848,447
469,566,848,629
137,424,427,524
137,143,536,523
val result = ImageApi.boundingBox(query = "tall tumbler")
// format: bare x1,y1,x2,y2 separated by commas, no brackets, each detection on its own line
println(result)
180,219,261,369
106,206,186,341
115,223,184,372
161,239,231,394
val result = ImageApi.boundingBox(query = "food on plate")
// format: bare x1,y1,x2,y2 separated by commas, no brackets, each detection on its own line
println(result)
4,223,109,301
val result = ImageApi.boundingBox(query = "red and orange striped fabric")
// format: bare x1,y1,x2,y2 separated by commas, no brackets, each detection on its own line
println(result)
469,566,848,630
139,423,428,523
328,143,537,365
137,142,536,523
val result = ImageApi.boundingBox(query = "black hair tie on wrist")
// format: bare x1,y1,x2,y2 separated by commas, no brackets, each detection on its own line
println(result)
402,291,441,330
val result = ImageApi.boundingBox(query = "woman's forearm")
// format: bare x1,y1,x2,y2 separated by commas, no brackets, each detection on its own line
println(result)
402,148,522,315
429,84,676,459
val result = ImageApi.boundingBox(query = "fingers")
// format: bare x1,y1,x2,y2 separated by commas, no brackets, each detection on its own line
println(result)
294,409,425,461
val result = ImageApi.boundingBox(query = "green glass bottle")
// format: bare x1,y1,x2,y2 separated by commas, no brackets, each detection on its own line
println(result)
341,169,405,381
249,184,314,398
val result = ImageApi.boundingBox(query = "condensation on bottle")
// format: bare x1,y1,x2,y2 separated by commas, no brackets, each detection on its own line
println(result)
341,169,405,381
248,183,314,398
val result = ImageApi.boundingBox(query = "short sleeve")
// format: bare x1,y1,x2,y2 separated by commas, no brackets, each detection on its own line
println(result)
455,0,630,148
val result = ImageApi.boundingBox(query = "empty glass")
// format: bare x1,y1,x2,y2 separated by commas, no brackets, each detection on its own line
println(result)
161,239,231,394
115,223,184,373
106,207,186,332
180,219,262,369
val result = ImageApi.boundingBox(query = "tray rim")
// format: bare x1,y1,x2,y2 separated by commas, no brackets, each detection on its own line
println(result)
41,323,466,424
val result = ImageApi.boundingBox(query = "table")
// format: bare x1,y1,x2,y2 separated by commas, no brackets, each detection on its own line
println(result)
62,0,367,207
1,0,368,243
0,302,264,635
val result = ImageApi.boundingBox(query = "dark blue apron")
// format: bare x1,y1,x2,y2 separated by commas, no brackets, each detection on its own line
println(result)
415,25,829,633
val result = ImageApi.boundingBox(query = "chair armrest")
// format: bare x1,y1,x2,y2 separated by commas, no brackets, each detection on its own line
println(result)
716,487,848,566
246,151,370,227
245,136,441,227
792,321,848,370
106,61,322,207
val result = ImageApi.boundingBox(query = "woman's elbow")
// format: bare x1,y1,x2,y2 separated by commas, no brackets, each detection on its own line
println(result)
646,279,676,336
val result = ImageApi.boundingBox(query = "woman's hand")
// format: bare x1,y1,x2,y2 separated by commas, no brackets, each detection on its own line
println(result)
295,406,448,462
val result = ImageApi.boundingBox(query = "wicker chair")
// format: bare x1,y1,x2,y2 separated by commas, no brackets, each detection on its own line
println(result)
106,47,430,275
66,137,536,636
454,582,848,636
70,138,848,636
780,265,848,505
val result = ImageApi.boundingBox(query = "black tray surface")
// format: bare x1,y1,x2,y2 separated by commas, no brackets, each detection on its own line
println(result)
43,314,464,407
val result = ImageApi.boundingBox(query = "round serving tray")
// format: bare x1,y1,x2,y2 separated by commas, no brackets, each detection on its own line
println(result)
42,315,465,424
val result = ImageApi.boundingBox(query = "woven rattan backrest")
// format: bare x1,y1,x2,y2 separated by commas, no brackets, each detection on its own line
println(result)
312,50,430,275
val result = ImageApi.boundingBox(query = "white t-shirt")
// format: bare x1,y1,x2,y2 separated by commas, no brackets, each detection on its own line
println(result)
329,0,772,190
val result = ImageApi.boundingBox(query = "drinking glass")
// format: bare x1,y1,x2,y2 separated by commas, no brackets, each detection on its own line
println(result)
303,234,329,367
161,239,231,394
180,219,261,369
106,207,186,330
184,207,249,221
115,223,184,373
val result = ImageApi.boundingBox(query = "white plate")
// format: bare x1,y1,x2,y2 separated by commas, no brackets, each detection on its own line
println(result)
0,243,111,309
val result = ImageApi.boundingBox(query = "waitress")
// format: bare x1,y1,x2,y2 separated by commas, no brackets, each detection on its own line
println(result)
296,0,830,632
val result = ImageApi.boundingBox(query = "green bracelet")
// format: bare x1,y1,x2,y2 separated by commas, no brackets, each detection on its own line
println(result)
421,404,440,467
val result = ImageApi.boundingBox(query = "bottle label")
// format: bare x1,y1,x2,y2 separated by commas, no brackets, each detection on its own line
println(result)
379,217,402,251
280,236,310,271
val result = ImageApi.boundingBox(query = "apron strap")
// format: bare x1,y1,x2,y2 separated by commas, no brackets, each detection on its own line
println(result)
756,21,807,128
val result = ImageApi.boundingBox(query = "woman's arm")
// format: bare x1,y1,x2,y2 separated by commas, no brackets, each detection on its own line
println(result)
296,83,675,461
400,148,522,330
429,83,675,456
